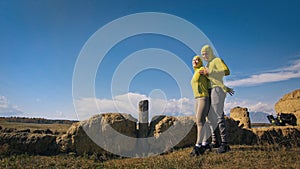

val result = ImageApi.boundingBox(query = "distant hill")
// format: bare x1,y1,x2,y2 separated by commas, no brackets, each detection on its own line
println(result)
0,116,78,124
249,112,272,123
1,113,272,125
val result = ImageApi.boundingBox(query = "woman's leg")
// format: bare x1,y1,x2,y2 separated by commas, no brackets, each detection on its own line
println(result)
195,97,210,146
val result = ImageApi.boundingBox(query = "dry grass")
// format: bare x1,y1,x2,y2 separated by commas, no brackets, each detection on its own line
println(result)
0,146,299,169
101,146,300,169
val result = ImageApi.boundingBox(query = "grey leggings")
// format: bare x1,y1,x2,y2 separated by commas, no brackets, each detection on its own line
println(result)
194,97,210,145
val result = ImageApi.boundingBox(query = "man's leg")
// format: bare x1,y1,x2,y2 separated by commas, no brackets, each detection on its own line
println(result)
210,87,230,153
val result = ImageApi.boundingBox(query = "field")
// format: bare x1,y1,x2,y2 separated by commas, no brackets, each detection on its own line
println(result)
0,146,299,169
0,119,72,135
1,120,300,168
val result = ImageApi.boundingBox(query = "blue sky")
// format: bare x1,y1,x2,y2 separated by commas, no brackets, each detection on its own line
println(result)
1,0,300,122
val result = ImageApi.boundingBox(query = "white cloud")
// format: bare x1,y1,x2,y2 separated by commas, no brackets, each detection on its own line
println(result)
75,92,194,121
225,99,275,115
0,96,24,116
163,98,194,116
226,59,300,87
76,92,276,121
281,59,300,71
0,93,275,121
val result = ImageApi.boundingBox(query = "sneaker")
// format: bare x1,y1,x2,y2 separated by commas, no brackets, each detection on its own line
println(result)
202,144,212,152
190,146,205,156
217,143,231,154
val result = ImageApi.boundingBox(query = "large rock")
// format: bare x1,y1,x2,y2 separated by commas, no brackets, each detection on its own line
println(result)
226,117,256,145
275,89,300,126
0,128,59,155
252,126,300,147
173,116,197,148
230,106,251,129
57,113,137,156
149,116,197,151
146,115,196,154
149,115,257,148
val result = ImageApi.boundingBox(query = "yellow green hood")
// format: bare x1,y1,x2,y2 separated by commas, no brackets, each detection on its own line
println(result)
201,45,216,62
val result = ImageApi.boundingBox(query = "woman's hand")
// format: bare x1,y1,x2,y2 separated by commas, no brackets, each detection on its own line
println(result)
199,68,209,75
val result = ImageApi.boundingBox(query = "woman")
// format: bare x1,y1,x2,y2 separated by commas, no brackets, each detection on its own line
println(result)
190,55,211,156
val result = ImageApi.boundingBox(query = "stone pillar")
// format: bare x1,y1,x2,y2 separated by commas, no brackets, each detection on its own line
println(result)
230,106,251,129
136,100,149,157
138,100,149,138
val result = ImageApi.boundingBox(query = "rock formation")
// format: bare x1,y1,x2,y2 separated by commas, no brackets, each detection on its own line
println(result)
225,116,256,145
2,88,300,158
275,89,300,126
0,128,59,155
252,126,300,147
57,113,137,156
148,115,196,151
149,115,257,147
230,106,251,129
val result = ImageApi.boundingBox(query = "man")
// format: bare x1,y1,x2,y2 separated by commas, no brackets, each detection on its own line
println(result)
200,45,234,154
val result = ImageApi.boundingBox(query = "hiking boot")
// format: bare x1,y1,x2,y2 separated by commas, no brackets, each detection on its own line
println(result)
217,143,231,154
211,141,220,148
190,146,205,156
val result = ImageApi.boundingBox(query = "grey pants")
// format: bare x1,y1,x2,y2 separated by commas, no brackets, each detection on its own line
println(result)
194,97,210,145
206,87,228,143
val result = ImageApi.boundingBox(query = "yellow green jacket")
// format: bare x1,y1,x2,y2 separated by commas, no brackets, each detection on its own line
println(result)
190,56,209,98
201,45,230,91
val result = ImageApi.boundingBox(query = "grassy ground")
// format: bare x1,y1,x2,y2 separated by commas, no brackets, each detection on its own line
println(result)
1,121,299,168
0,146,299,169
